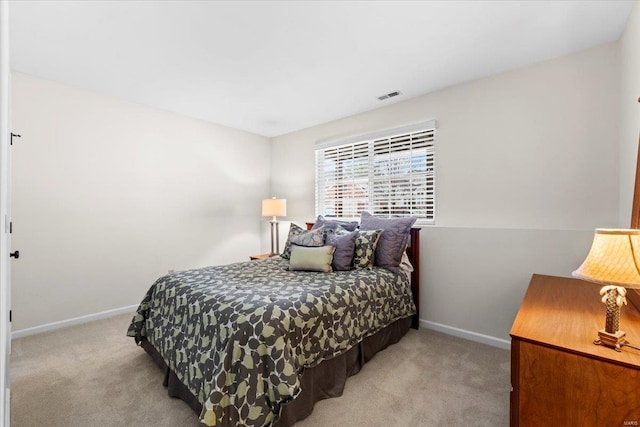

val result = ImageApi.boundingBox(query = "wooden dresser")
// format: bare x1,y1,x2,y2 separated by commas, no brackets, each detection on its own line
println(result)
510,274,640,427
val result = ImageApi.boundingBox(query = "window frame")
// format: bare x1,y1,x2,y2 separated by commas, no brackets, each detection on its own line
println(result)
314,120,437,225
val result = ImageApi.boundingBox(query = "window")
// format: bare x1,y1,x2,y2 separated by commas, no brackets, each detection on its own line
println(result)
315,120,436,224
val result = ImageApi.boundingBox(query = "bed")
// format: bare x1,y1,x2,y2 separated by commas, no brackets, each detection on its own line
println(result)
127,219,421,427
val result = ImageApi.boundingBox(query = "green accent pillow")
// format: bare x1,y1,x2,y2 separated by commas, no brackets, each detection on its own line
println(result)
352,230,382,269
289,245,335,272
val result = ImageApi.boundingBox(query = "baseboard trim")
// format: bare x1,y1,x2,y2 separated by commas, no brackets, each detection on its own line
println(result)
11,304,138,339
419,319,511,350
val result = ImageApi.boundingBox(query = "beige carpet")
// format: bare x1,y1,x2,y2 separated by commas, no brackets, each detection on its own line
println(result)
10,313,510,426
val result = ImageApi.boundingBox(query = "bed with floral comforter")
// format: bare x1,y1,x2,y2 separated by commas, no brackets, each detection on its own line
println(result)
127,256,415,426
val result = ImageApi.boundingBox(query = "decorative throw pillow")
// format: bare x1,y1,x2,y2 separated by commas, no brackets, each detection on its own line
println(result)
281,223,305,260
399,251,414,274
289,227,325,247
325,229,358,271
352,230,382,269
359,212,417,272
311,215,359,232
289,245,335,272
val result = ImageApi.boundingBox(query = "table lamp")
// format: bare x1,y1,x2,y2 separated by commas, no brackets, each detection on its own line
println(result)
572,229,640,351
262,197,287,256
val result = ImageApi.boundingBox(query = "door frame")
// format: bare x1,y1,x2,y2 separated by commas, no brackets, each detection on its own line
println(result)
0,0,11,425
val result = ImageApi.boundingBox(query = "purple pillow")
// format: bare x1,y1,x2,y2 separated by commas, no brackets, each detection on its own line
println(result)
359,212,417,272
325,229,358,271
311,215,359,232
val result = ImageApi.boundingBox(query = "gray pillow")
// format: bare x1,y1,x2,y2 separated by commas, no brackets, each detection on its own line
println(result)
290,227,324,247
325,229,358,271
289,245,335,272
359,211,417,272
311,215,359,232
281,223,304,260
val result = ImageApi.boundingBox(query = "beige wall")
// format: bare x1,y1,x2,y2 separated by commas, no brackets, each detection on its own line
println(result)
619,1,640,227
10,11,637,341
270,43,620,342
10,73,270,331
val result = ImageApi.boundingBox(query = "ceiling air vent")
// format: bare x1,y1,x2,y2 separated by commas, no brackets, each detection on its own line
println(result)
378,91,401,101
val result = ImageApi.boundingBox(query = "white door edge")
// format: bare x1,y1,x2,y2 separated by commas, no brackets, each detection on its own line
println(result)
0,0,11,425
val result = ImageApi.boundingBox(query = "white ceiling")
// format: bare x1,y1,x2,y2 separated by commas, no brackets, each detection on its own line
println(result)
9,1,634,138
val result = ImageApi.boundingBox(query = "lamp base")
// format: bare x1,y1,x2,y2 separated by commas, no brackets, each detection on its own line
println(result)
594,329,627,352
269,219,280,256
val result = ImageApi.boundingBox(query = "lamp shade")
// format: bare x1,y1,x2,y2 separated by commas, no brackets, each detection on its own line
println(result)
262,198,287,217
572,229,640,289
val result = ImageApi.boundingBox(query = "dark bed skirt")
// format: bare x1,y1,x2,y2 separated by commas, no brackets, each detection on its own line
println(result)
140,316,412,426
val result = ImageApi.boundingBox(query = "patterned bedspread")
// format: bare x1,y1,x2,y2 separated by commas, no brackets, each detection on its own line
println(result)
127,256,415,426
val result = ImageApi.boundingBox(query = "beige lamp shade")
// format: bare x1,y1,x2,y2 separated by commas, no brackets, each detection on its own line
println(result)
572,229,640,289
262,198,287,218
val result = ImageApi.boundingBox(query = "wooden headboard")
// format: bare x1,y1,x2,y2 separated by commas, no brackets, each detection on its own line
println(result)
305,222,421,330
407,227,421,329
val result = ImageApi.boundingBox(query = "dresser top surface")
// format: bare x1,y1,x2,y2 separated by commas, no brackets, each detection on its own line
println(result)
510,274,640,368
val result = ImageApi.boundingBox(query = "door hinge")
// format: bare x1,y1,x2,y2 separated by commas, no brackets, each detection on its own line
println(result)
9,310,11,322
9,222,12,234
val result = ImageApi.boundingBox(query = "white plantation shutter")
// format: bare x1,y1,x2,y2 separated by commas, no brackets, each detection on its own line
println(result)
315,121,436,224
